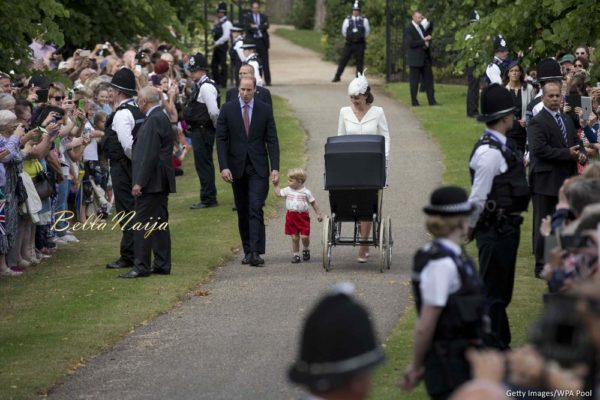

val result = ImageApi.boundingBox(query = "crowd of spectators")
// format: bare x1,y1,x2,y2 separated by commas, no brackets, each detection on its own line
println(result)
0,38,193,277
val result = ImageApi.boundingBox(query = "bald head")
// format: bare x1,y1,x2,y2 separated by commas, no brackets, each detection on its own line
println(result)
138,86,161,113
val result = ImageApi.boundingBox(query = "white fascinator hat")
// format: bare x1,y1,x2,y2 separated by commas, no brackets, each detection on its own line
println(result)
348,70,369,97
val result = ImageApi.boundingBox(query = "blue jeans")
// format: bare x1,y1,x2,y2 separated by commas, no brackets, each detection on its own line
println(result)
54,178,70,236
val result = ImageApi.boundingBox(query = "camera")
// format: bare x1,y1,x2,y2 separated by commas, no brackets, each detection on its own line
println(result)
529,294,595,367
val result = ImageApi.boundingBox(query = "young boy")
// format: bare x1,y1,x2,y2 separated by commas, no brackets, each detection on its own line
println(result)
274,168,323,263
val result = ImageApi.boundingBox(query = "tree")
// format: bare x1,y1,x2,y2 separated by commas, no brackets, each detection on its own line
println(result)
446,0,600,79
0,0,69,73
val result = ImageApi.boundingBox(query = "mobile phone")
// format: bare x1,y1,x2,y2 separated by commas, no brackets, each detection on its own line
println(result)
135,64,142,73
77,99,85,110
79,50,91,58
581,96,592,121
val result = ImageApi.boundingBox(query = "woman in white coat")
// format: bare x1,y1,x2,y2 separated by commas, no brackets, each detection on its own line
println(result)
338,72,390,262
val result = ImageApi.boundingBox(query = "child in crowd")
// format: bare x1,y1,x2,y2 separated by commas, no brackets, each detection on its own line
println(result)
274,168,322,263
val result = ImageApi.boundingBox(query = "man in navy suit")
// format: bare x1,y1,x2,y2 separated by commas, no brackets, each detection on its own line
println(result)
404,11,437,106
528,80,587,276
216,76,280,267
120,87,176,278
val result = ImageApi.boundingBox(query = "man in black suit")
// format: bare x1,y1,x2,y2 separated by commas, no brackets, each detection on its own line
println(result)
225,63,272,105
527,81,587,276
216,76,280,267
404,11,437,106
120,87,176,278
245,1,271,86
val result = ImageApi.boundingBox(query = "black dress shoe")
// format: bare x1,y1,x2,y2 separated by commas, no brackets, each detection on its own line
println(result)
190,202,218,209
411,102,420,107
151,268,171,275
249,252,265,267
429,101,441,106
106,259,133,269
331,77,341,82
119,269,151,278
241,254,251,265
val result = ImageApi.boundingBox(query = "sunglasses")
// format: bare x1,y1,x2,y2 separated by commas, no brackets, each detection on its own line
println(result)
574,64,583,68
52,96,64,101
576,52,586,55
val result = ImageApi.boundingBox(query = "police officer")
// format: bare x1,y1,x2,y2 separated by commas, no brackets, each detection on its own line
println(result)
240,39,263,87
467,84,530,349
484,35,510,85
184,53,220,209
402,186,486,400
229,26,245,87
104,68,146,272
332,1,370,83
211,2,233,88
288,283,385,400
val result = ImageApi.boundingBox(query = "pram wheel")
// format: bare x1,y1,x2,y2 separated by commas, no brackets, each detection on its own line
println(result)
322,216,332,271
386,216,393,270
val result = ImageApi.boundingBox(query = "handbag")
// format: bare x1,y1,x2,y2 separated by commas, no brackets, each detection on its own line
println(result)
29,160,54,200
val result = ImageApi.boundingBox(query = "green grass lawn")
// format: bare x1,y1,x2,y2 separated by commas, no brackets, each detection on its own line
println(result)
274,28,325,56
368,83,546,399
0,95,305,400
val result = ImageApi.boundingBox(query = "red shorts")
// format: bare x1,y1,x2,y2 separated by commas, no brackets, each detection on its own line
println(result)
285,211,310,236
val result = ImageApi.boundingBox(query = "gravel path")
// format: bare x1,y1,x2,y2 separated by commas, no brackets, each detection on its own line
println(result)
48,28,442,400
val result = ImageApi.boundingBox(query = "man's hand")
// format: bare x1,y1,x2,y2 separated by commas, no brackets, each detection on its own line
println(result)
271,170,279,186
399,364,425,391
132,184,142,197
569,145,582,161
221,168,233,183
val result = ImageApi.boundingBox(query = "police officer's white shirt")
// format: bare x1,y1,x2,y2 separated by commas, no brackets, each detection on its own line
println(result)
111,98,136,159
420,239,461,307
341,16,370,38
532,89,544,117
196,75,220,127
468,129,508,228
214,17,233,47
233,37,245,62
485,57,504,85
245,54,264,87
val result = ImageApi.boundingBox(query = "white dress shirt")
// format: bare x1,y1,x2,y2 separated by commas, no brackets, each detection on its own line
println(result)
468,129,508,228
214,17,233,47
419,239,462,307
412,21,425,39
196,75,220,128
341,16,370,38
111,98,136,159
337,106,390,158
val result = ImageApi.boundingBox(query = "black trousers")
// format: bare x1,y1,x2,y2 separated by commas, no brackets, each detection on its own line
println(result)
109,160,135,264
232,160,268,255
532,193,558,275
254,37,271,85
133,192,171,275
409,65,435,105
466,66,479,117
211,44,228,88
475,221,521,349
334,42,365,79
190,126,217,205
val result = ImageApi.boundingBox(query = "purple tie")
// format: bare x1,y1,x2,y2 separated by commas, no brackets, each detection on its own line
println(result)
243,103,250,136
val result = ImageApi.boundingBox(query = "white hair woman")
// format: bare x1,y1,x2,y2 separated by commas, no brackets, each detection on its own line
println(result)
337,72,390,262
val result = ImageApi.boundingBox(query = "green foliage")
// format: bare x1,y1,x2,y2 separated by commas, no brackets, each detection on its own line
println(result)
0,0,69,73
274,28,325,56
446,0,600,77
290,0,316,30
